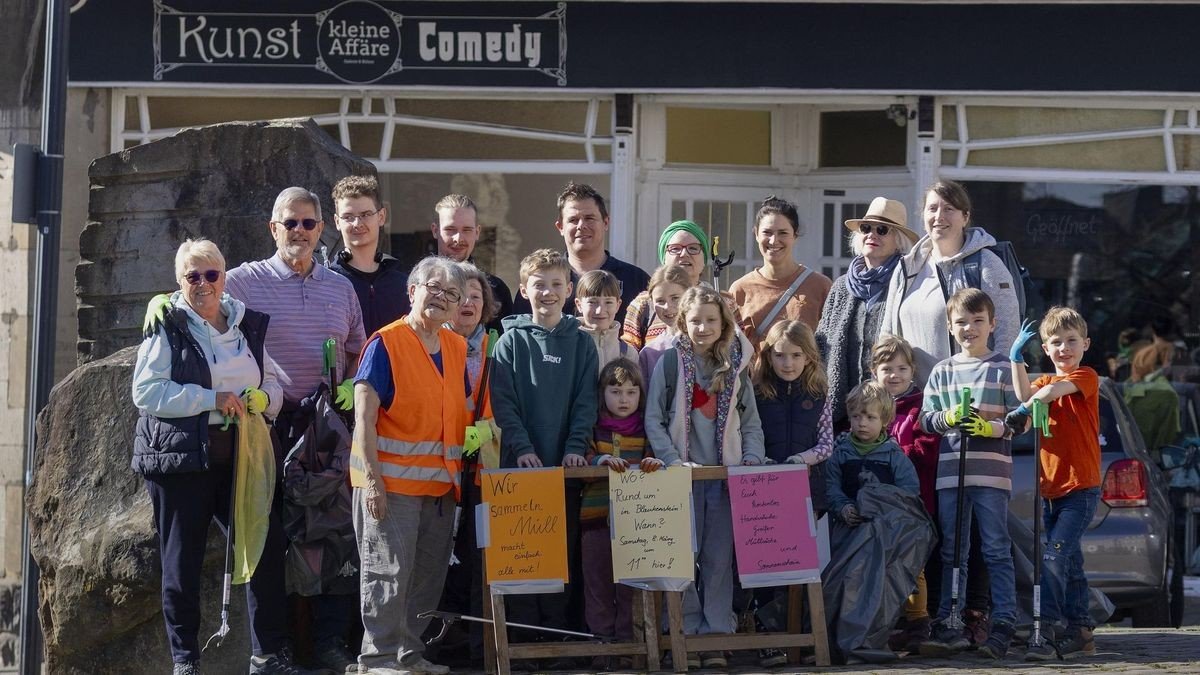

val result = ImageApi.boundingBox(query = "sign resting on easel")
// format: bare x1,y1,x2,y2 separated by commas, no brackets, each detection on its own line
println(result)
727,465,821,588
609,466,694,591
478,467,569,594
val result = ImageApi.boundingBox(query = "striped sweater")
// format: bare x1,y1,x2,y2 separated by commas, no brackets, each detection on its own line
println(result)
919,350,1020,491
581,422,652,523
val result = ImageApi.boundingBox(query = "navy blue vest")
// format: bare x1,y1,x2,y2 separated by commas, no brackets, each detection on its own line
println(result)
757,378,825,464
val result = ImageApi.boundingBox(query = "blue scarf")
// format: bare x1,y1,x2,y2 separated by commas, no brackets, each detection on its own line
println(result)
846,254,900,309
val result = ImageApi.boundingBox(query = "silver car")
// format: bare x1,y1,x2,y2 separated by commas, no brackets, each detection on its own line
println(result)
1007,377,1183,627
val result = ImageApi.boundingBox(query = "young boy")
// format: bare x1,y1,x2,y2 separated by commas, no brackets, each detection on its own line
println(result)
825,380,921,526
490,248,599,639
918,288,1022,660
871,335,941,651
1007,307,1101,661
576,269,637,372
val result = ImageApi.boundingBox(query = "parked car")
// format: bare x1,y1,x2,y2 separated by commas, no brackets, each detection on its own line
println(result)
1008,377,1183,627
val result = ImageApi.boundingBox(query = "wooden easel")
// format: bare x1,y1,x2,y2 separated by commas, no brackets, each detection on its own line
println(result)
481,465,830,673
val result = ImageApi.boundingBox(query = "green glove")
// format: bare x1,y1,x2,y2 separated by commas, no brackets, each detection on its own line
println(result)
464,426,481,456
962,413,994,438
944,406,967,428
335,378,355,411
486,329,500,357
142,294,172,334
241,387,268,415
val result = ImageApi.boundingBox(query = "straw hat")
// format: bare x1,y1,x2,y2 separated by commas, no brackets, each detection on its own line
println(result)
844,197,920,244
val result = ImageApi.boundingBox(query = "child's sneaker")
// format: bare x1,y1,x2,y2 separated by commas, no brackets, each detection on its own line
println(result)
961,609,990,649
918,621,971,656
1056,626,1096,659
699,651,727,668
978,620,1015,659
894,616,931,653
758,647,787,667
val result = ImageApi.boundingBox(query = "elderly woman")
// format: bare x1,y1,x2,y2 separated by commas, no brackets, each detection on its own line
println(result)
622,220,710,350
731,196,832,349
881,180,1020,386
350,256,470,675
132,238,289,675
816,197,920,428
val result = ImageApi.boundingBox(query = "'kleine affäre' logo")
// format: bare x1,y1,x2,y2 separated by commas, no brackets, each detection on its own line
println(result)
315,1,402,83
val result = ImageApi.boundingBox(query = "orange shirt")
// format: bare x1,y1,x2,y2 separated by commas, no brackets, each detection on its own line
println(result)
1032,367,1101,499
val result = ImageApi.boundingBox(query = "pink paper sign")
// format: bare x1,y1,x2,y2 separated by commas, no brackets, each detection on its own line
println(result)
727,465,821,588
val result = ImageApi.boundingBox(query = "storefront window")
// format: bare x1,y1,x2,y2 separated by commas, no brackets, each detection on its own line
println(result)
666,107,772,166
963,181,1198,374
818,110,906,168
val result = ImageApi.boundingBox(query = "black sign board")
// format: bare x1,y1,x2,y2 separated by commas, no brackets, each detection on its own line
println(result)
70,1,1200,92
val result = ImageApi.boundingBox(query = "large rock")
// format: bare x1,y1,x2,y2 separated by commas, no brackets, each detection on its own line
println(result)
77,117,377,364
27,347,251,674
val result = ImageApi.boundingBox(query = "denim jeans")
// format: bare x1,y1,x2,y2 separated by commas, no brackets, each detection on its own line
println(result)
937,486,1017,625
1041,487,1100,628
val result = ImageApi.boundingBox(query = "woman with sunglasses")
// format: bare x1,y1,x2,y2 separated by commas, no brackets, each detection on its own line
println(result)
815,197,919,430
132,238,288,675
730,196,833,351
879,181,1020,387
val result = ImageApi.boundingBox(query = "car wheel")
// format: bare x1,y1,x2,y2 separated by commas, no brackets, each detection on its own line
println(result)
1130,539,1181,628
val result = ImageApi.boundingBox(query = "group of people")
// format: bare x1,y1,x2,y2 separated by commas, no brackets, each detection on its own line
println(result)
132,177,1110,674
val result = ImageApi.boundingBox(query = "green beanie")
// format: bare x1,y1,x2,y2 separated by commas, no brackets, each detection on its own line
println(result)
657,220,711,264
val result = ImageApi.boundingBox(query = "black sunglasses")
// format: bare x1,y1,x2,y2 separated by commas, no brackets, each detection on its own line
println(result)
184,269,221,285
279,218,319,231
858,222,891,237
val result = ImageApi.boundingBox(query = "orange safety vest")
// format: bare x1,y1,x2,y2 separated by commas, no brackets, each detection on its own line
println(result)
350,320,468,500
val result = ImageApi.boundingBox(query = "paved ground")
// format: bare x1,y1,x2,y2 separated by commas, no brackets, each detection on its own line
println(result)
451,581,1200,674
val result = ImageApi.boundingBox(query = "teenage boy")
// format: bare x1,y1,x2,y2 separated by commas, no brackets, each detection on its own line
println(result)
918,288,1021,660
490,248,599,648
1007,307,1101,661
575,269,637,372
329,175,410,336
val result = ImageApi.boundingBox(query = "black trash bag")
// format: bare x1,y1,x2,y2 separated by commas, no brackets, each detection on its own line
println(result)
1008,510,1113,640
282,383,359,596
821,474,936,665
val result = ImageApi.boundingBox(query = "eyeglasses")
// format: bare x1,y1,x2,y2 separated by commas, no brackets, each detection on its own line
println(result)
277,218,319,231
858,223,891,237
184,269,221,285
337,210,380,223
666,244,704,256
422,281,462,303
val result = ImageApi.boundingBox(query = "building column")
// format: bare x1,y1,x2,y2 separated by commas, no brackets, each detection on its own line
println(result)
913,96,938,235
607,94,637,263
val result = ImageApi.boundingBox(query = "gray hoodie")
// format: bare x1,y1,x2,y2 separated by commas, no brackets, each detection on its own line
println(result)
879,227,1019,386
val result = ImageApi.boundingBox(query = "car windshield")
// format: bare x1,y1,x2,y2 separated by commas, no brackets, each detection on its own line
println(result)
1011,396,1124,456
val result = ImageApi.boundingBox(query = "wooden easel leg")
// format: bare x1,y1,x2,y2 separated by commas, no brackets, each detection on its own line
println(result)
640,590,660,671
666,591,688,673
786,584,803,664
806,582,831,667
490,591,511,675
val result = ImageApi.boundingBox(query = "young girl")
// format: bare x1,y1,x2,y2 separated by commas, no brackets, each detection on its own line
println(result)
646,286,764,670
581,359,662,669
633,264,691,381
749,319,833,667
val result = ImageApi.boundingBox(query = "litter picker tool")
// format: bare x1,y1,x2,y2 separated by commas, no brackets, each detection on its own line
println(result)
203,421,239,652
947,387,972,630
710,235,735,292
418,610,612,643
1029,399,1053,648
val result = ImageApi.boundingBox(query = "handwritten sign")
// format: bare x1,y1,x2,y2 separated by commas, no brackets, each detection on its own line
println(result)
727,465,821,588
478,467,568,594
609,466,693,591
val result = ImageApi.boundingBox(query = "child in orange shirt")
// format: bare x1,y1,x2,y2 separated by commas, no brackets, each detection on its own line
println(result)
1007,306,1101,661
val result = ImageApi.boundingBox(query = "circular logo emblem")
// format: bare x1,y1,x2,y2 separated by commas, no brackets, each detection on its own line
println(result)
316,0,401,83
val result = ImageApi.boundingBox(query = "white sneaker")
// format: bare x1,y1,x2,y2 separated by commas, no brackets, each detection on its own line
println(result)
398,657,449,675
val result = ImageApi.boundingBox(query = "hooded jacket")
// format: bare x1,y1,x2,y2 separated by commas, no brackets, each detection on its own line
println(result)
491,313,599,467
880,227,1020,384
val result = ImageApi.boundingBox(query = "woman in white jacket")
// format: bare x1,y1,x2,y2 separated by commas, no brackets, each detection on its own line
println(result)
880,181,1020,386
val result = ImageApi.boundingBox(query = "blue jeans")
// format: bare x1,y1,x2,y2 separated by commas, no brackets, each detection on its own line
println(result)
937,486,1017,626
1041,487,1100,629
682,480,736,635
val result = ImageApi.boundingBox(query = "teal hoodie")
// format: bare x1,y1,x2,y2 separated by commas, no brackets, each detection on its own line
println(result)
491,313,599,467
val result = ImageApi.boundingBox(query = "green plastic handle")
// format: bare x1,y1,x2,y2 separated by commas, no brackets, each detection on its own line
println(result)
323,337,337,374
1031,399,1053,437
957,387,972,420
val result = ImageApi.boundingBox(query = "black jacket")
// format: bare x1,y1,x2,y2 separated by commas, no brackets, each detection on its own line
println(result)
131,305,268,476
329,251,411,336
